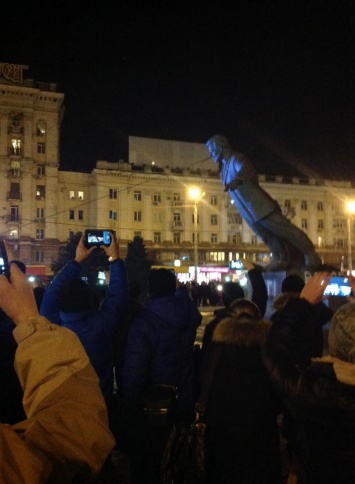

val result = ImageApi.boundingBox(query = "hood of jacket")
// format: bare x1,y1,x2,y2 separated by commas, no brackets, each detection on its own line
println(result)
212,316,271,347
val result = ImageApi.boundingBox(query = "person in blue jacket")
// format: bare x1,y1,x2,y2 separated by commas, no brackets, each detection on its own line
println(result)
40,232,128,407
122,268,202,483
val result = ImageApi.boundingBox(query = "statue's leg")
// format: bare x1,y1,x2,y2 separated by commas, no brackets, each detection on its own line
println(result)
259,211,322,270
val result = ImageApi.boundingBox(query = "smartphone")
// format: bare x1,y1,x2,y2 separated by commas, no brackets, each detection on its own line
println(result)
323,276,352,297
0,239,10,279
84,229,112,249
229,260,244,270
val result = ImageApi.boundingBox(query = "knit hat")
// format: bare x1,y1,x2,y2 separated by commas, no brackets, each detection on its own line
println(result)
328,302,355,363
281,274,305,293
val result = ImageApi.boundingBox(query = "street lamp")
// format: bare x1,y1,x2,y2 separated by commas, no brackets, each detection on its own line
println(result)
188,187,202,282
346,201,355,274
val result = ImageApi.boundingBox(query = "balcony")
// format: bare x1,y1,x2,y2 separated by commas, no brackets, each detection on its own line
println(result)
7,192,21,201
6,215,21,224
172,221,184,230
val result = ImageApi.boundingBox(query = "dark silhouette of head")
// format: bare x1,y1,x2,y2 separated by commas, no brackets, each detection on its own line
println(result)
148,269,176,298
222,281,245,307
59,279,99,312
281,274,305,294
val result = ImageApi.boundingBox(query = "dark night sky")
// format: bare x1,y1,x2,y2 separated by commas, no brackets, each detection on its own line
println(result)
1,1,355,179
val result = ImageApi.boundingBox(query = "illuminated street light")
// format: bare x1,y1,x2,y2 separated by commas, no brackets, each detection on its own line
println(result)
346,201,355,274
188,187,203,282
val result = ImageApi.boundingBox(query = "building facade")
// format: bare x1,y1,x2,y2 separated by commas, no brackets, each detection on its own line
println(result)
1,62,355,282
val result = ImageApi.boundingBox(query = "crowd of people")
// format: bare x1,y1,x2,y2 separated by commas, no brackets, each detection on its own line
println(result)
1,232,355,483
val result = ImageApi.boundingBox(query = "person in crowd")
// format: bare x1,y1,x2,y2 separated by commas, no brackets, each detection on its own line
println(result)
201,298,283,483
206,134,322,271
0,241,27,425
264,272,355,484
0,253,115,482
122,268,202,483
40,232,129,408
201,259,268,357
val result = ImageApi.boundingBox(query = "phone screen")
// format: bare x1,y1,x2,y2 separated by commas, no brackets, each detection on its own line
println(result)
323,276,352,297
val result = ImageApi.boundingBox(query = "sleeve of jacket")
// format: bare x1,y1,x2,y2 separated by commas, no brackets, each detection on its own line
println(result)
40,260,81,323
96,259,129,333
0,315,115,482
247,266,268,318
263,298,333,410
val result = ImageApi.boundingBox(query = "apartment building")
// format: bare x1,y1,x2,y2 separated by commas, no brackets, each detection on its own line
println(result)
1,62,354,282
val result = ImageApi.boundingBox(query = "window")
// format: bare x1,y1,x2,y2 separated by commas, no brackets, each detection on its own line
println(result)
10,205,19,222
69,190,75,199
109,188,117,199
317,201,324,211
173,193,181,203
36,207,44,220
36,228,44,240
134,211,142,222
174,212,181,223
333,219,346,229
192,213,199,224
37,121,46,136
11,139,21,155
109,210,117,220
37,143,46,154
154,232,161,243
211,233,218,243
78,210,83,221
35,250,44,263
211,214,218,225
332,201,344,212
301,219,308,229
301,200,308,210
69,210,74,220
9,160,21,176
334,238,346,248
210,195,217,206
37,165,45,176
9,182,20,199
173,232,181,244
192,233,200,243
153,193,161,204
317,219,324,230
36,186,45,199
134,191,142,201
78,191,84,200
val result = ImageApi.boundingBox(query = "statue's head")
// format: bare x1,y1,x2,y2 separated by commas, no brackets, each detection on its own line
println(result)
206,134,230,150
206,135,230,171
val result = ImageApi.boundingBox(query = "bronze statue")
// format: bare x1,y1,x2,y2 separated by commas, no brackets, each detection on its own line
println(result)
206,134,322,271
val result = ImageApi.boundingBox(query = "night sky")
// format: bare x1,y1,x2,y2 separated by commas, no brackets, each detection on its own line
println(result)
1,2,355,179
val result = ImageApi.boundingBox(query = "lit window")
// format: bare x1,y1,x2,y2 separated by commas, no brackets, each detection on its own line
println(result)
69,190,75,199
36,185,45,199
11,139,21,155
78,191,84,200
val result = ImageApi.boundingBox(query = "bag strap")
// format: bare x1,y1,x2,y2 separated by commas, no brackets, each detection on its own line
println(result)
195,345,222,416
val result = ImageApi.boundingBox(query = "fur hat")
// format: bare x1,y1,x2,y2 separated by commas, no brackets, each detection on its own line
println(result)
328,302,355,363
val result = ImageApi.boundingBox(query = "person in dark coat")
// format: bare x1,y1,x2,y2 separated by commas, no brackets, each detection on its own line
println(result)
201,260,268,358
122,268,202,483
264,272,355,484
201,299,283,484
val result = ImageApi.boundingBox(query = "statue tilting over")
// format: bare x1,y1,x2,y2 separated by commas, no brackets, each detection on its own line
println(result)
206,134,322,272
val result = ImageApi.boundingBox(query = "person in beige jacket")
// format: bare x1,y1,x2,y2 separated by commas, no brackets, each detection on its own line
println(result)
0,250,115,483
